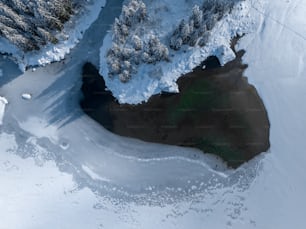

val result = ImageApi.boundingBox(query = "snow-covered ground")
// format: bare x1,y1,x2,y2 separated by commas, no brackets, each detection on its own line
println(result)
1,0,306,228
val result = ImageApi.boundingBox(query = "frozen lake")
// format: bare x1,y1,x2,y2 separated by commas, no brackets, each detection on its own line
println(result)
0,0,306,228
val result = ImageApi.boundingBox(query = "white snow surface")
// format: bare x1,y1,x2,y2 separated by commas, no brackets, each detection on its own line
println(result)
0,96,8,125
100,0,257,104
21,93,32,100
0,0,306,228
0,0,106,71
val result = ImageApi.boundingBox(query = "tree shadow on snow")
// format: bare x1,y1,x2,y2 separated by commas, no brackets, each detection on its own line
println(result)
0,55,23,87
34,0,124,129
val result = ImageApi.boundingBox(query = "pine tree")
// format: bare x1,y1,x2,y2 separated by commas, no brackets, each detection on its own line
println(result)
142,52,151,63
119,70,131,82
0,0,75,51
146,35,169,62
109,59,121,75
178,19,191,44
198,31,211,47
135,1,147,22
198,23,207,37
112,18,124,42
191,5,203,29
121,47,133,60
170,36,183,50
206,13,218,30
132,35,143,50
121,5,134,27
123,60,132,70
189,31,198,47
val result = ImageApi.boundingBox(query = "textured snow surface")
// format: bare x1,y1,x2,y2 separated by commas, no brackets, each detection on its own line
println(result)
0,0,306,228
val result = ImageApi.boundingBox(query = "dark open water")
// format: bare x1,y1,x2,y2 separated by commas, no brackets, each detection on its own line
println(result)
81,50,270,168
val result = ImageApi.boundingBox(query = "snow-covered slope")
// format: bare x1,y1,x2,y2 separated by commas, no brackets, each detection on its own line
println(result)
100,0,257,104
1,0,306,228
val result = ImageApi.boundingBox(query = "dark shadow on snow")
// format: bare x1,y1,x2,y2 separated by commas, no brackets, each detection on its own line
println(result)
35,0,124,128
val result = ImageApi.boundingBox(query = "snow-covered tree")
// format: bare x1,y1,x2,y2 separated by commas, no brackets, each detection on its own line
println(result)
121,5,134,27
180,20,191,44
161,46,169,61
106,0,152,82
189,19,195,34
205,13,218,30
198,23,207,37
120,0,147,26
142,52,151,63
170,36,183,50
113,18,129,39
189,31,198,47
191,5,203,29
109,59,121,75
121,47,134,60
112,18,124,43
131,51,141,65
0,0,77,52
123,60,132,70
198,31,211,47
169,0,236,50
134,0,147,22
119,70,131,82
145,35,169,63
106,0,180,82
132,35,143,50
107,43,121,57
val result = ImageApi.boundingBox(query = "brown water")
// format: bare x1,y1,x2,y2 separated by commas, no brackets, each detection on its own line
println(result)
80,50,270,168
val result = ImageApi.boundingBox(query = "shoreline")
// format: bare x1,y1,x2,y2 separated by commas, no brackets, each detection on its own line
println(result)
81,48,270,168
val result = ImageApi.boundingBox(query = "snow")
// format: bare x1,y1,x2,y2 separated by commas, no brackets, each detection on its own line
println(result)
82,165,111,182
233,0,306,227
100,0,258,104
18,117,59,145
21,93,32,100
0,133,106,229
0,96,8,125
1,0,306,228
0,0,107,71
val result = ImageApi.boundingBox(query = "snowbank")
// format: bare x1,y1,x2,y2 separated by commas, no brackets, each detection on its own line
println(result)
100,0,257,104
0,0,106,71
